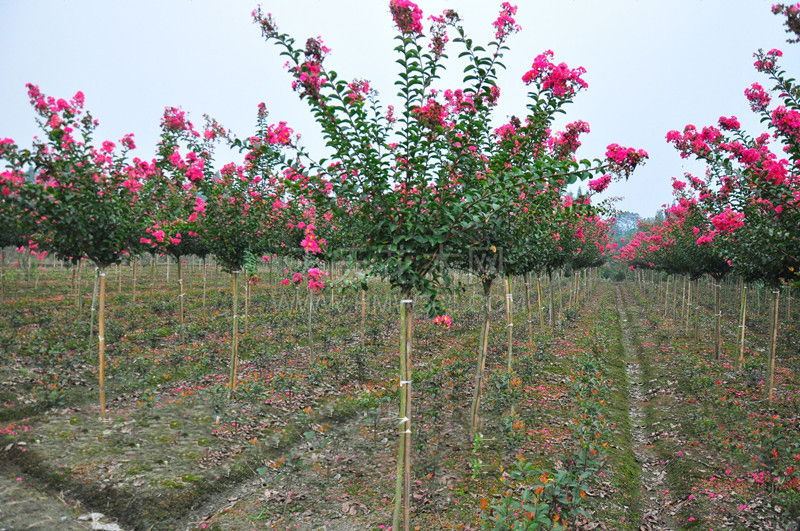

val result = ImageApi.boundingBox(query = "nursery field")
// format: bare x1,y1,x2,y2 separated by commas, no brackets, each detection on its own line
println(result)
1,261,799,530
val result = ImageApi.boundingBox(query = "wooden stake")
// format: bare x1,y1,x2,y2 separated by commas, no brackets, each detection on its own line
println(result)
229,271,240,395
737,284,747,370
98,270,107,420
470,278,493,434
505,276,513,371
393,295,414,531
767,289,780,400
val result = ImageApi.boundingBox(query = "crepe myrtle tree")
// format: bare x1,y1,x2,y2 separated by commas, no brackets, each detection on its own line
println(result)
201,103,321,394
254,2,646,528
0,166,28,304
666,40,799,399
0,84,144,419
136,106,225,340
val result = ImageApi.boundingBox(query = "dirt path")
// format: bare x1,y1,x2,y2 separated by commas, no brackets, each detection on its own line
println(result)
0,468,116,531
615,286,676,530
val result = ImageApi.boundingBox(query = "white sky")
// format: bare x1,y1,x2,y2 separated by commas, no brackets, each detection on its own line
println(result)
1,0,796,218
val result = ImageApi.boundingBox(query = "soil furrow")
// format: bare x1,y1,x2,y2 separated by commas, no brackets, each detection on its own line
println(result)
616,285,675,530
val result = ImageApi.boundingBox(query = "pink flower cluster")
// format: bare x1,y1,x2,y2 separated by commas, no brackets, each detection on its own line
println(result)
265,121,294,145
753,48,783,72
587,174,611,193
771,105,800,142
390,0,423,35
718,116,741,131
549,120,590,158
345,80,371,106
433,314,452,328
522,50,588,97
493,3,521,41
162,107,189,131
605,144,648,169
710,208,745,233
300,223,326,254
412,98,448,129
280,268,327,293
428,13,451,57
744,82,771,112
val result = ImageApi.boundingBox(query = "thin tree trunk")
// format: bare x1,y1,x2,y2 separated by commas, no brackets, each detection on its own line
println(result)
524,272,533,345
685,278,692,335
470,278,493,434
392,293,414,531
178,258,185,343
132,258,137,303
548,272,554,327
98,269,107,420
229,271,240,395
767,289,780,401
505,276,513,371
202,257,207,308
308,287,314,355
737,284,747,370
89,268,99,341
0,248,5,305
714,281,722,360
360,288,367,349
150,257,156,305
537,275,544,330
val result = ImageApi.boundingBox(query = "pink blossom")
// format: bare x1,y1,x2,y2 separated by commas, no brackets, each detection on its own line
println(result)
522,50,587,97
588,174,611,193
745,83,771,112
433,314,452,328
390,0,423,35
493,3,521,41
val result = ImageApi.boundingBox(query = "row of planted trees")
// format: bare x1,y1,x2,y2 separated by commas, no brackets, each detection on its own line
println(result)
618,8,800,401
1,2,648,528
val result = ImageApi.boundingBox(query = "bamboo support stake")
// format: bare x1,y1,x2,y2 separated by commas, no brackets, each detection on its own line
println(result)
738,284,747,370
178,259,185,343
767,289,780,400
392,296,413,531
132,258,137,303
537,275,544,329
714,282,722,360
202,257,207,308
359,288,367,348
98,271,107,420
1,248,5,305
470,279,493,434
505,276,513,371
308,287,314,355
229,271,240,395
89,268,99,341
150,257,156,305
524,272,533,345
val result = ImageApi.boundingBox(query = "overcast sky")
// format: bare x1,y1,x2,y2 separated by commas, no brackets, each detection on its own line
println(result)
1,0,796,218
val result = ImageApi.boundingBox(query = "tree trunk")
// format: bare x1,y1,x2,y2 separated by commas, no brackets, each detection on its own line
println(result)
178,258,185,343
97,269,107,420
714,281,722,360
548,272,554,327
737,284,747,370
89,268,99,341
470,278,493,434
202,257,207,308
360,288,367,349
228,271,240,395
132,258,137,303
767,289,780,401
505,276,513,371
392,292,414,531
524,272,533,345
537,274,544,330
